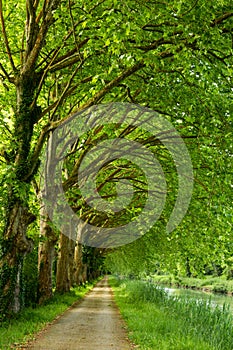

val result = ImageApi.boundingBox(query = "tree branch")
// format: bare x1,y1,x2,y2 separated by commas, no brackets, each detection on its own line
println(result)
207,49,231,65
24,123,51,181
48,53,82,72
135,31,183,51
68,0,82,57
31,39,88,110
78,60,145,111
0,149,11,163
22,0,61,74
47,60,145,133
30,48,62,111
0,63,14,83
25,0,39,58
211,12,233,27
142,21,178,31
33,0,40,12
177,0,199,17
50,61,84,120
39,75,93,120
0,0,16,73
48,38,89,72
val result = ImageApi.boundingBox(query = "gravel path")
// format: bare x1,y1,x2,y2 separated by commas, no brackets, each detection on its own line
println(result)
25,276,133,350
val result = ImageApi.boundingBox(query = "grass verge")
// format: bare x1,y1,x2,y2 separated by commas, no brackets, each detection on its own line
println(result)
110,277,233,350
0,281,97,350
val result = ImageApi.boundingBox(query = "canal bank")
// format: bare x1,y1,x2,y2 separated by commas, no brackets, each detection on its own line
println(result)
152,274,233,295
162,286,233,313
110,277,233,350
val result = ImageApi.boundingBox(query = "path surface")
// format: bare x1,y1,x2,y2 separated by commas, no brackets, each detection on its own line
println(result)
25,277,133,350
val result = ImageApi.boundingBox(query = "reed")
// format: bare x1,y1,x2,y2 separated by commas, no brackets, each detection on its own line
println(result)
110,277,233,350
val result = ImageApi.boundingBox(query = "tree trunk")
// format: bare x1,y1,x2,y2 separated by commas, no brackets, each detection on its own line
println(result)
186,257,192,278
0,72,38,316
74,243,85,285
37,208,58,304
56,233,74,293
69,239,76,287
0,202,34,315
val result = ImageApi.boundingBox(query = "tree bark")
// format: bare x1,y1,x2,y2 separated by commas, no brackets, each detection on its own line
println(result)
56,233,74,293
0,202,34,314
37,208,58,304
0,70,39,315
69,239,76,287
74,243,85,285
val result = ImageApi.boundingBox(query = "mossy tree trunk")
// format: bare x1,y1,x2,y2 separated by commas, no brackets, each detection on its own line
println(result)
0,203,35,314
0,73,38,314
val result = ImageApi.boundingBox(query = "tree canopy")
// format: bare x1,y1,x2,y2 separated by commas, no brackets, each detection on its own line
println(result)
0,0,232,316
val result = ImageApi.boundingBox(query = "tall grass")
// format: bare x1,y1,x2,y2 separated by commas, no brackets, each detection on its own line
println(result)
110,277,233,350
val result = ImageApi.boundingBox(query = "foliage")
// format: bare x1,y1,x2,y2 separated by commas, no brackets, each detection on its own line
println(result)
0,0,232,314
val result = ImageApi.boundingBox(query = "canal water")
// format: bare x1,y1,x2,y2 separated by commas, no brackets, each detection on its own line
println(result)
162,286,233,313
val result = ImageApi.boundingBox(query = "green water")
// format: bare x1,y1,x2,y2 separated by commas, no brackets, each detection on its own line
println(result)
163,286,233,312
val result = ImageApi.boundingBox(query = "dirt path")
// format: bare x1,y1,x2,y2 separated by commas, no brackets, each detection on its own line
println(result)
25,276,133,350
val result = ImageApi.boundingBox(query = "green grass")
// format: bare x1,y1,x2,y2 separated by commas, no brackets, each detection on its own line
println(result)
110,277,233,350
0,282,96,350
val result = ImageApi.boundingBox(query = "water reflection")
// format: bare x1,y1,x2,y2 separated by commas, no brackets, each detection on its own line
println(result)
161,286,233,312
